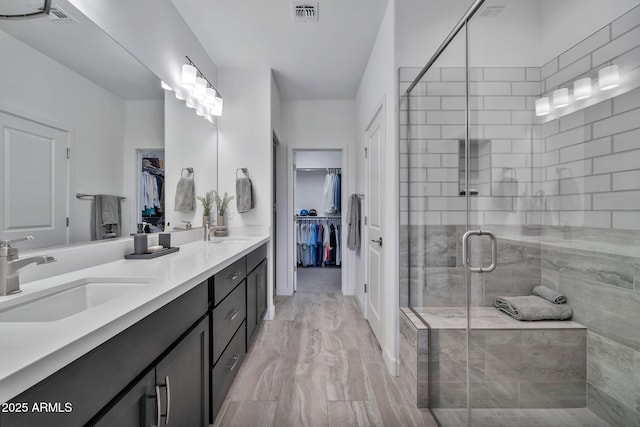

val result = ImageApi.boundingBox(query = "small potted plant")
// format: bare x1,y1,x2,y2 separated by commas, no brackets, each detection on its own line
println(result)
197,190,214,226
213,190,234,227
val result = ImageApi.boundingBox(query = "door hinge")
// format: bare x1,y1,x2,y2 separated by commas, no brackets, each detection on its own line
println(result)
364,216,368,225
364,283,367,293
66,217,69,227
66,147,70,159
364,147,368,158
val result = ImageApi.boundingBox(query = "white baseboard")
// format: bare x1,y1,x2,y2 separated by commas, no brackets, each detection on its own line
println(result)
383,346,399,377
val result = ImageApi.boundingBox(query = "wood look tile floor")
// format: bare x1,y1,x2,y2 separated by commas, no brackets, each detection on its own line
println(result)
213,289,438,427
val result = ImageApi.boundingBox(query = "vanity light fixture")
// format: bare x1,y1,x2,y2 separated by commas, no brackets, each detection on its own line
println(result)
160,81,172,91
573,78,592,100
552,88,569,108
181,56,223,120
598,64,620,90
535,97,550,116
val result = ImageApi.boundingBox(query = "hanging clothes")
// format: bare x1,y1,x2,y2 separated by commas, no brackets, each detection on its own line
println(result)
296,219,342,268
322,170,342,215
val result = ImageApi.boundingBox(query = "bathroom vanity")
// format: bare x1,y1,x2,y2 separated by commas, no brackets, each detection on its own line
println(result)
0,236,269,426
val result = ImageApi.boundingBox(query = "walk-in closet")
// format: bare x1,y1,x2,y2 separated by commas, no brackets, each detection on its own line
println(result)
138,149,165,232
294,150,342,292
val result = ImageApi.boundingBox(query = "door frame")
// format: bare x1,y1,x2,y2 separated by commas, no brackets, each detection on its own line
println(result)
286,147,347,295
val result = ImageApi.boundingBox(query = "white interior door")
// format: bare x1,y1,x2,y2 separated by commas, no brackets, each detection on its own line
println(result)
292,160,297,292
0,111,69,249
365,105,385,346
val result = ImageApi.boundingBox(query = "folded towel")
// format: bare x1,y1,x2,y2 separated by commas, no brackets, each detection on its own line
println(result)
495,295,573,321
532,285,567,304
236,169,254,213
175,168,195,212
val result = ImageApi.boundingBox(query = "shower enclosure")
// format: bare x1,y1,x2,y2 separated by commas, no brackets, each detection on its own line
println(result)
401,0,640,425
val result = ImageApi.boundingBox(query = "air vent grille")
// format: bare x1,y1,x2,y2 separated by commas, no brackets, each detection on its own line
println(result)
291,2,318,22
47,5,78,23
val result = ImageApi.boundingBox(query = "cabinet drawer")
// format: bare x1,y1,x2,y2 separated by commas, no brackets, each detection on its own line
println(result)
211,258,246,305
211,282,246,364
246,243,267,273
211,322,246,422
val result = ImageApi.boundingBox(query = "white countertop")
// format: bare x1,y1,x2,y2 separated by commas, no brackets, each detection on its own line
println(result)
0,235,269,403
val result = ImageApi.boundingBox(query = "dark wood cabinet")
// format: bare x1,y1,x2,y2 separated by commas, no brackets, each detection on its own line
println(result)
93,370,156,427
247,259,267,347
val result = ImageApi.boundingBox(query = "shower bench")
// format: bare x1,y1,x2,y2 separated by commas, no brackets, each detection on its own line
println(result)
399,307,587,410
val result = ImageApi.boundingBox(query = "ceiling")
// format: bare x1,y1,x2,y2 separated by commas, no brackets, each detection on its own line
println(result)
171,0,390,100
0,0,162,100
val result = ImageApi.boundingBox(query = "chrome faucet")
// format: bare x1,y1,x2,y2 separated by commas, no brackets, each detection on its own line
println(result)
0,237,56,296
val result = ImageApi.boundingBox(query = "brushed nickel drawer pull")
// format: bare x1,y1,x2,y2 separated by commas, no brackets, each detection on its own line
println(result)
225,355,240,371
226,308,240,321
228,272,240,281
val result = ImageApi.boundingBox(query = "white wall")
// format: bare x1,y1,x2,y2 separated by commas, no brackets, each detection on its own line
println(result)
296,150,342,168
123,100,164,237
355,0,398,374
0,30,127,245
277,100,356,296
164,93,218,229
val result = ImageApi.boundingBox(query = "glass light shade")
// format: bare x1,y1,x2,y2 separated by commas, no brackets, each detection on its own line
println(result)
205,87,217,106
196,105,205,116
206,115,214,124
160,81,172,91
553,88,569,108
599,65,620,90
194,77,207,100
185,98,195,109
212,97,223,116
535,97,550,116
181,64,197,90
573,78,592,100
175,91,185,101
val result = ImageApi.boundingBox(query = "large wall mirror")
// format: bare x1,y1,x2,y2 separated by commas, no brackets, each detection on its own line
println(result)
0,0,164,250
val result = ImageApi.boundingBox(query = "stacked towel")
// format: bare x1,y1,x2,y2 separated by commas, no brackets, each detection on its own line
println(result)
175,168,195,212
495,295,573,321
236,169,254,213
532,285,567,304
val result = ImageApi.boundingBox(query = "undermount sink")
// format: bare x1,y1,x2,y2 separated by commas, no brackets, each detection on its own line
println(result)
0,277,154,323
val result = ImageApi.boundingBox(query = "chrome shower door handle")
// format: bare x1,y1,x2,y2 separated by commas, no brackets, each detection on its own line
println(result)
462,230,498,273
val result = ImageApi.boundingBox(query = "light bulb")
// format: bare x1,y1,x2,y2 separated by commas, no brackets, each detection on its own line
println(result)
599,65,620,90
573,78,592,100
535,97,550,116
181,64,197,90
553,88,569,108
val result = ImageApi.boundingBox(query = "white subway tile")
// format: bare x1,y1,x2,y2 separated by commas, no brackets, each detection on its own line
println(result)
541,58,559,80
426,110,466,125
408,96,441,110
471,110,512,125
549,158,593,178
406,82,427,97
441,96,465,110
526,67,541,81
440,67,465,81
470,197,514,211
511,139,534,153
612,212,640,230
559,137,612,163
400,182,408,196
427,82,466,96
409,168,428,182
400,154,408,168
559,101,612,132
400,197,408,211
613,128,640,152
512,82,541,96
409,182,441,196
400,168,408,182
470,82,512,96
427,196,466,211
491,140,512,153
408,140,428,154
541,150,560,167
408,211,441,225
441,125,484,139
559,27,610,69
546,125,592,151
545,56,591,91
593,108,640,139
399,67,423,82
491,182,520,196
541,120,560,138
484,211,527,225
612,170,640,190
612,5,640,38
484,125,530,139
441,211,467,225
617,45,640,74
559,211,612,228
426,140,459,154
470,68,484,81
483,68,525,81
427,168,458,182
441,182,459,196
400,211,409,225
493,153,528,168
593,25,640,67
408,197,428,211
511,111,536,125
441,153,459,168
546,194,592,210
408,153,441,168
408,125,441,139
593,190,640,210
483,96,526,110
614,87,640,114
559,174,611,194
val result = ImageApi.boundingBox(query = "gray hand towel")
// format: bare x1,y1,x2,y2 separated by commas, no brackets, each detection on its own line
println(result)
532,285,567,304
495,295,573,321
236,170,254,213
347,194,361,250
91,195,121,240
175,168,195,212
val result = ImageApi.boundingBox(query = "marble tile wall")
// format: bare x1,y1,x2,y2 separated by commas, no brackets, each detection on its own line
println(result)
399,309,429,408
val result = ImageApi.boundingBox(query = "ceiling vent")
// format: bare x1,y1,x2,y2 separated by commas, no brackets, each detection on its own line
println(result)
478,4,505,18
291,2,318,22
47,5,78,23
